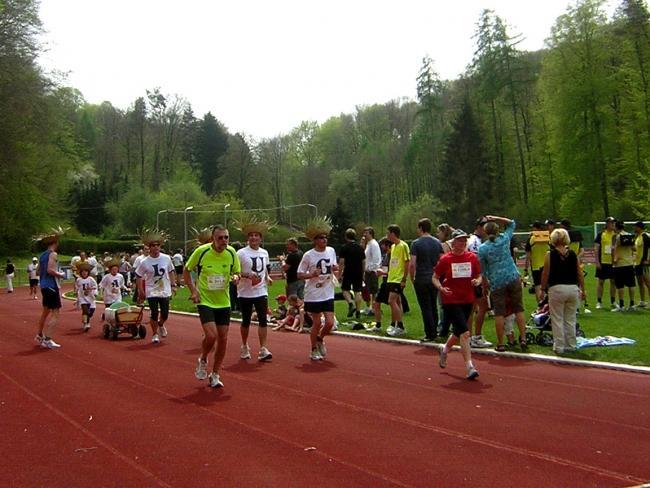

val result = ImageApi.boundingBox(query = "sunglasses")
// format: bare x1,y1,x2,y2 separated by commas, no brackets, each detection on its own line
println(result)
149,243,161,247
216,235,230,240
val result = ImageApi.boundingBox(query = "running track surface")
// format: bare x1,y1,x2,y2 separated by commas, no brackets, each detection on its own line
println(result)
1,290,648,488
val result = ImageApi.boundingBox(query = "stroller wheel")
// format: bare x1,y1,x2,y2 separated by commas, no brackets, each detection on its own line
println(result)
576,327,585,338
129,325,138,338
110,328,119,341
103,323,110,339
525,332,536,344
540,332,554,346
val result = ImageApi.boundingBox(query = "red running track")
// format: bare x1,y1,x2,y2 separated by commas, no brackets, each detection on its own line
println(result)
1,290,648,487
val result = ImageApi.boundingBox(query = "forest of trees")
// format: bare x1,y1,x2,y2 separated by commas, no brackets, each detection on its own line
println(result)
1,0,649,254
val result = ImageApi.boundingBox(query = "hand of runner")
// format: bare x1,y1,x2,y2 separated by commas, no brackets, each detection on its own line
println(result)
189,290,200,303
440,286,452,296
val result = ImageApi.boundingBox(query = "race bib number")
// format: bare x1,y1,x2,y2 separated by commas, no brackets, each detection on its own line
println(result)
390,257,398,269
451,262,472,279
604,245,612,255
207,274,226,291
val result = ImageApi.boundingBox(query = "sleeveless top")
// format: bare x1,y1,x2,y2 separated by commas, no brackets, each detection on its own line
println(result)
547,248,578,287
39,251,58,289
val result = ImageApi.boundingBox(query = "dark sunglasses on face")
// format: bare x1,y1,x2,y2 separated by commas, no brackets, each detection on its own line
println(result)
216,235,229,240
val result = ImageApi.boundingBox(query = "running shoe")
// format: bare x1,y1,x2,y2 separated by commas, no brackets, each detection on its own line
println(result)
159,325,168,338
42,338,61,349
208,372,223,388
152,333,160,344
611,305,622,313
470,335,493,348
386,325,396,336
583,308,592,314
596,302,603,309
389,327,405,337
34,334,44,344
316,338,327,358
83,323,91,332
258,347,273,362
310,348,323,361
366,325,381,333
240,344,251,359
466,367,479,380
439,348,448,369
195,357,208,380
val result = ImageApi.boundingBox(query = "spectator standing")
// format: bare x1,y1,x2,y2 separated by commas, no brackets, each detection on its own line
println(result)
540,228,585,354
525,221,549,302
281,238,304,299
338,228,366,320
433,229,481,380
5,259,15,293
612,221,636,311
409,218,443,342
362,227,381,315
172,249,184,287
27,257,39,299
633,221,650,308
467,217,492,348
386,224,410,337
478,216,528,351
594,217,617,309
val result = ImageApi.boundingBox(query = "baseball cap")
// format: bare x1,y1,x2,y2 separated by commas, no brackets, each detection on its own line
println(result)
605,216,616,223
475,216,488,227
544,219,555,226
634,221,645,229
530,220,543,229
32,256,38,261
451,229,469,240
275,294,287,303
560,219,571,228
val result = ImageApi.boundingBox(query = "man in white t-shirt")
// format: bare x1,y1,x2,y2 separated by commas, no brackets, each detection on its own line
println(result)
27,257,39,299
363,227,381,314
297,218,339,361
171,249,184,287
132,247,148,302
135,232,176,344
236,222,273,362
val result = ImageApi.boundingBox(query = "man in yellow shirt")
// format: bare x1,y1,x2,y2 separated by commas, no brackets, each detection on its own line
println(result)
633,221,650,308
612,221,636,311
184,225,241,388
524,221,549,302
594,217,617,309
386,224,410,337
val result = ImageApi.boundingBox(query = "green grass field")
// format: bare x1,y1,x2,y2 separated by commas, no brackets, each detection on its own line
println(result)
7,252,647,367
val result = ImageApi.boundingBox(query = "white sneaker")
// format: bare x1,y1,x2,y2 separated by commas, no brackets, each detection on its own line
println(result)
258,347,273,362
596,302,603,309
195,357,208,380
611,305,622,313
439,348,448,369
317,339,327,358
390,327,406,337
83,323,91,332
159,325,168,338
42,338,61,349
152,334,160,343
583,308,592,314
638,301,647,308
470,335,493,348
366,325,381,333
466,366,479,380
310,348,323,361
240,344,251,359
208,372,223,388
386,325,396,336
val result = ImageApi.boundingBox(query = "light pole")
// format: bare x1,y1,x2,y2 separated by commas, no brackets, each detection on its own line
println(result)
223,203,231,227
183,206,193,256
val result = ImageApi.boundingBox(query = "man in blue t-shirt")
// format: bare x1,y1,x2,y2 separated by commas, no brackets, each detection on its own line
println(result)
409,218,443,341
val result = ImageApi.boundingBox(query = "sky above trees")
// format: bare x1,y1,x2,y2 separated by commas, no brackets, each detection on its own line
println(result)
37,0,617,139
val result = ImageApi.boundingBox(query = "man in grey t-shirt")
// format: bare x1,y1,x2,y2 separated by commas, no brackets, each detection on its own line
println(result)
409,218,443,341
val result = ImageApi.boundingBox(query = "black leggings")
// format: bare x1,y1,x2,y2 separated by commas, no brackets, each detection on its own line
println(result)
239,296,268,327
147,297,170,322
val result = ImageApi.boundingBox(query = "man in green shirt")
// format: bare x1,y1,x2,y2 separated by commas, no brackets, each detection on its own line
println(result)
184,225,241,388
386,224,410,337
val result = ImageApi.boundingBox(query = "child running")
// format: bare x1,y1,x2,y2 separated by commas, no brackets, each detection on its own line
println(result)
432,229,481,380
75,262,98,332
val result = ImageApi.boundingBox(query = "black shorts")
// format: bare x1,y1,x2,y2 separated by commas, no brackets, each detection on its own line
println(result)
634,265,647,277
442,303,473,337
239,296,269,327
342,276,363,292
41,287,61,310
596,263,614,280
375,281,389,305
147,297,170,322
197,305,231,326
29,278,38,287
614,266,636,289
532,269,543,286
174,265,183,276
304,299,335,314
81,303,96,318
364,271,379,295
386,282,403,295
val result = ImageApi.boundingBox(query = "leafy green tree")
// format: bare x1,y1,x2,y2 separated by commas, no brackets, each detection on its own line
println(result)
193,112,229,196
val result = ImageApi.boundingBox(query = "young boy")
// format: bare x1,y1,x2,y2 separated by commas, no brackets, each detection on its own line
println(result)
99,257,128,308
75,262,97,332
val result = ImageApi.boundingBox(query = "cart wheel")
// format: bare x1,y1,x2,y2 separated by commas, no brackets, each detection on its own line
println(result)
540,332,554,346
525,332,536,344
103,323,110,339
129,325,137,337
576,327,585,338
138,325,147,339
110,328,119,341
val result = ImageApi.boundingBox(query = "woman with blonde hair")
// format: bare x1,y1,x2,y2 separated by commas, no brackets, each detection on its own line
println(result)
436,224,455,253
540,228,586,354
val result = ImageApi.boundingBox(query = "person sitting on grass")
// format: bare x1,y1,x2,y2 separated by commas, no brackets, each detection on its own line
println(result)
433,229,481,380
272,295,306,332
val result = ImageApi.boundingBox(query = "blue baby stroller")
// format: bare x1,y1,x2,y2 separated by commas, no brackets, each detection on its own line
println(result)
525,300,585,346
